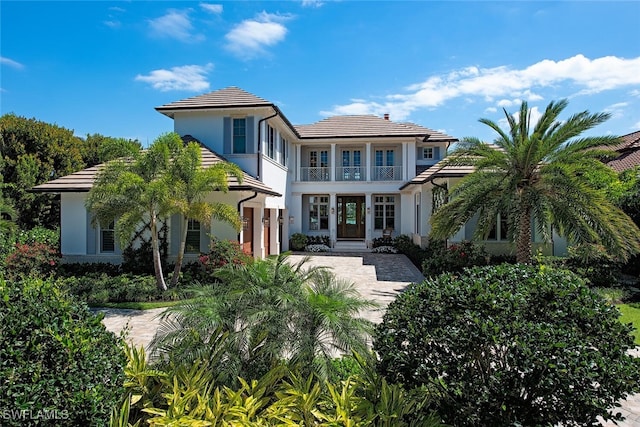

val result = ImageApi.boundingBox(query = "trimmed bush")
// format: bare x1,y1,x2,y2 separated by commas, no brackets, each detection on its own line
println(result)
0,276,126,426
4,242,60,279
290,233,308,251
421,239,488,277
59,273,177,304
374,264,640,426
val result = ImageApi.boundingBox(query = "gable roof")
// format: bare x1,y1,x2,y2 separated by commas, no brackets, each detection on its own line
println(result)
295,115,457,142
606,130,640,172
31,135,281,197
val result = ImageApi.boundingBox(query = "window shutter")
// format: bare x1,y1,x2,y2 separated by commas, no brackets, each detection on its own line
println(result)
246,116,255,154
223,117,231,154
434,147,441,159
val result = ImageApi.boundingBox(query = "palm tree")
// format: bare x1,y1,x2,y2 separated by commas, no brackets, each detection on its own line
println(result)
151,253,376,384
430,99,640,264
86,133,182,290
166,142,243,287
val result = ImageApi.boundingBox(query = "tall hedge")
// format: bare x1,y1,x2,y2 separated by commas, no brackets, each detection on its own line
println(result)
0,277,126,426
374,264,640,426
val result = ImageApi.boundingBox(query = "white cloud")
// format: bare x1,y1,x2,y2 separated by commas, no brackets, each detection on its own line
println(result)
200,3,223,14
604,102,629,119
148,9,204,42
497,98,521,108
0,56,24,69
498,106,543,131
135,63,213,92
109,6,125,12
225,12,292,59
484,107,497,113
630,89,640,98
633,121,640,130
324,54,640,120
301,0,324,7
104,20,121,29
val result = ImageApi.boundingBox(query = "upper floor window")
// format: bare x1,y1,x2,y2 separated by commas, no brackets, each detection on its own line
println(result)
423,147,434,159
185,219,201,253
281,137,288,166
375,149,395,166
266,124,276,159
233,118,246,153
101,220,115,253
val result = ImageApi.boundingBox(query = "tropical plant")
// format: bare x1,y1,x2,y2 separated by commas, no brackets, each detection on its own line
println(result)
430,100,640,263
166,141,243,286
151,253,375,384
374,264,640,426
0,276,126,426
86,133,182,291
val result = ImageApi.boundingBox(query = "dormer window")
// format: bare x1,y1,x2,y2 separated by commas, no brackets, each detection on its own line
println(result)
423,147,434,159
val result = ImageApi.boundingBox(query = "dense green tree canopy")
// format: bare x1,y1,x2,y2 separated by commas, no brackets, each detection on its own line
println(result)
430,100,640,263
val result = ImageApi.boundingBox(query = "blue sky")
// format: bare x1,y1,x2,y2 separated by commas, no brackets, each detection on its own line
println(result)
2,1,639,145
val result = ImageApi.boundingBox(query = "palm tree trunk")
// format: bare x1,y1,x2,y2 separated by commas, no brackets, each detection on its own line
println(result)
516,205,532,264
150,212,168,291
171,216,188,287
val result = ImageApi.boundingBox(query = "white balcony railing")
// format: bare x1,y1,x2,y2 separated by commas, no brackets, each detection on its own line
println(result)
300,167,330,182
336,166,365,181
372,166,402,181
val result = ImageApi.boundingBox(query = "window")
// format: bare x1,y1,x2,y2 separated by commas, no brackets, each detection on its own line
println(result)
487,213,509,241
309,196,329,230
266,124,276,159
423,147,434,159
309,150,328,167
185,219,201,253
281,137,288,166
233,118,246,153
101,220,115,253
374,196,395,230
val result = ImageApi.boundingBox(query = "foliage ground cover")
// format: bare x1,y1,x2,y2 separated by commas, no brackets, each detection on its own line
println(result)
619,303,640,345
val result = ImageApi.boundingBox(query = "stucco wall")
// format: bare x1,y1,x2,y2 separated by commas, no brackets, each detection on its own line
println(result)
60,192,88,255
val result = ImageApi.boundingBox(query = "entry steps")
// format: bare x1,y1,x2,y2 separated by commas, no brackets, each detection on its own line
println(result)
333,240,369,252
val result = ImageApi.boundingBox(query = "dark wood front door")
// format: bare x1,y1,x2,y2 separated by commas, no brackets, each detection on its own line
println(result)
337,196,365,239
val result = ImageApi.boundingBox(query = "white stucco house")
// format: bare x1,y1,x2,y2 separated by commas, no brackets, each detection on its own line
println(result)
32,86,567,262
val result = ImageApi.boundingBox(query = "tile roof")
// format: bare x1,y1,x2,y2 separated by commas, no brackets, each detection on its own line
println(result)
294,115,458,141
606,130,640,172
400,160,475,190
156,86,273,115
31,136,281,197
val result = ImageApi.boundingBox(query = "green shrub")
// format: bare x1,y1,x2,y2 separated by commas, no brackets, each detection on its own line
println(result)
290,232,308,251
0,276,126,426
374,264,640,426
392,234,427,268
421,239,488,277
15,226,59,247
59,273,176,304
566,243,622,287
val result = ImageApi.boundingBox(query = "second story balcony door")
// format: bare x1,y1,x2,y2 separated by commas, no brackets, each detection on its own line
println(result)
337,196,365,239
338,149,364,181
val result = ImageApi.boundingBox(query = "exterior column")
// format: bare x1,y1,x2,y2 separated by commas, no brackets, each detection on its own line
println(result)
365,192,372,246
366,142,371,181
295,144,301,182
330,143,336,181
329,192,337,247
270,208,279,255
402,142,408,181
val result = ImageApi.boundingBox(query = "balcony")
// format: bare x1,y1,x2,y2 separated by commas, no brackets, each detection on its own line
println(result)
301,167,330,182
372,166,402,181
336,166,365,181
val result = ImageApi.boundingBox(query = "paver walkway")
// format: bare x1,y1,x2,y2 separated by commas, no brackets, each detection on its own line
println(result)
98,253,640,426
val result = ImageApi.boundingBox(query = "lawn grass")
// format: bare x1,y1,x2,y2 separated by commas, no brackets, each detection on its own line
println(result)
90,300,189,310
618,303,640,345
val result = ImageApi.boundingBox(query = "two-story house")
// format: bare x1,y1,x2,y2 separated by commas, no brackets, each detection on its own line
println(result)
36,86,565,263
